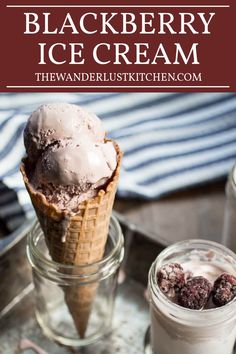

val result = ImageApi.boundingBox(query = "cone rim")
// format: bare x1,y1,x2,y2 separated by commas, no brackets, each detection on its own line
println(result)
20,140,122,218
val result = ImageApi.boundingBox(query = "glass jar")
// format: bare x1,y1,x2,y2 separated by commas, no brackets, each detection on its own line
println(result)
148,240,236,354
222,165,236,252
27,215,124,347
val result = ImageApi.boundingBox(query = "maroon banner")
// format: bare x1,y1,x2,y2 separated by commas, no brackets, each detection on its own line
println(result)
0,0,235,92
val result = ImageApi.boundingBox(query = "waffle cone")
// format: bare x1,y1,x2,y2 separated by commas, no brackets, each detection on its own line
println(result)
21,142,122,337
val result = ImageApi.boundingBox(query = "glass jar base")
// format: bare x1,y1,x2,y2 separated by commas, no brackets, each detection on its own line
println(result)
36,311,111,348
144,325,236,354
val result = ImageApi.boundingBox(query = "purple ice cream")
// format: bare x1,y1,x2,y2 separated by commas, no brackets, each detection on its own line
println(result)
24,103,118,212
24,103,105,162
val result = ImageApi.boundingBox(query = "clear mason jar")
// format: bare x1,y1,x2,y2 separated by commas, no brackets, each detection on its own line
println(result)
148,240,236,354
222,165,236,252
27,215,124,347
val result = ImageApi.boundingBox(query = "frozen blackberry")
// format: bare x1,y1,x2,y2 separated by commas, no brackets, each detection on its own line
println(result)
212,273,236,307
157,263,185,295
179,276,212,310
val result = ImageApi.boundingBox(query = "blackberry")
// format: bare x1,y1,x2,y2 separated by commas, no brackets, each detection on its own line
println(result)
212,273,236,307
179,276,212,310
157,263,185,296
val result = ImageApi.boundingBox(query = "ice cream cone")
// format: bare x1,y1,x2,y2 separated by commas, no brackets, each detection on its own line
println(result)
21,142,122,337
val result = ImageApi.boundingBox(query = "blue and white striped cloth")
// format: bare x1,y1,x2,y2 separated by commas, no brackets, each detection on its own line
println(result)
0,92,236,233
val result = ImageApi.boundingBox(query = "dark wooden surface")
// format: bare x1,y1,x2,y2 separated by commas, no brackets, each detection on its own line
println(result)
115,180,226,245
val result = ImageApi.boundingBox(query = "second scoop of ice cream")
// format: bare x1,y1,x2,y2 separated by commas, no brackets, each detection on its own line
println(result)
32,141,117,211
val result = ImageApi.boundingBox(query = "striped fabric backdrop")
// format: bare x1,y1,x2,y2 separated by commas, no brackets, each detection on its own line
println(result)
0,92,236,233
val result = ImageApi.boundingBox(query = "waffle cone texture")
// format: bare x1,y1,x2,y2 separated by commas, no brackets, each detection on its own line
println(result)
21,142,122,337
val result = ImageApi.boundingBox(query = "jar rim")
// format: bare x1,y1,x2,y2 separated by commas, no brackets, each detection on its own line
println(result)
27,214,124,278
149,239,236,323
229,165,236,190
